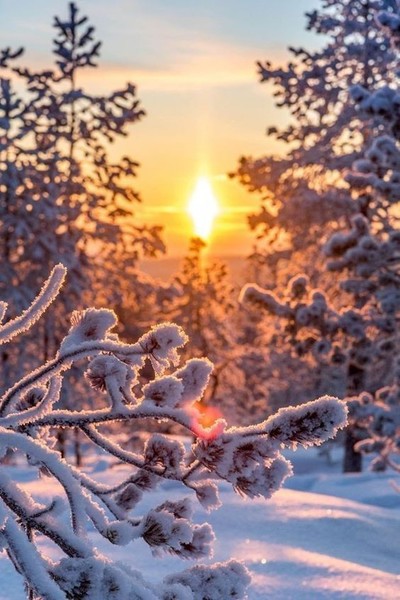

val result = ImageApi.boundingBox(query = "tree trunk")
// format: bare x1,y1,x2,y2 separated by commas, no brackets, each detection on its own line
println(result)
74,428,82,467
342,362,365,473
343,428,362,473
56,429,67,459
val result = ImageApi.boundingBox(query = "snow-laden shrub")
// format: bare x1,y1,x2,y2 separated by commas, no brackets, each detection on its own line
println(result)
0,266,347,599
350,358,400,473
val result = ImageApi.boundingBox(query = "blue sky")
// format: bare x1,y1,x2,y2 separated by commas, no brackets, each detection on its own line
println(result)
1,0,321,256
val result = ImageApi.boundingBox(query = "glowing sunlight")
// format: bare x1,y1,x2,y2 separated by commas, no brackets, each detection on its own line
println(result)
187,177,220,239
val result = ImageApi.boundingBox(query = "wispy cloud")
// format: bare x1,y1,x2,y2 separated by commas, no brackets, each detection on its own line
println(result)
5,0,287,94
80,41,263,93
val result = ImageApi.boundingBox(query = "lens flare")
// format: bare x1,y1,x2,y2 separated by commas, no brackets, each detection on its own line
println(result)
187,177,219,239
191,403,225,440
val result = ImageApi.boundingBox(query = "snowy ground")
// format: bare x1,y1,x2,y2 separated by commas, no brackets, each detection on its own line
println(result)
1,446,399,600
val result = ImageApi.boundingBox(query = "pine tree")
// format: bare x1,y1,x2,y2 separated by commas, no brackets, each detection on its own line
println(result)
240,273,374,472
233,0,400,473
164,238,257,424
351,359,400,473
321,1,400,472
232,0,398,270
0,3,163,379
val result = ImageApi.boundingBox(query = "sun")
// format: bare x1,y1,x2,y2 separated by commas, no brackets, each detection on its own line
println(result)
187,177,220,239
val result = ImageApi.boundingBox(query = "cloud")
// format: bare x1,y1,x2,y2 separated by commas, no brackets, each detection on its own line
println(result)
104,2,288,92
5,0,288,94
80,42,261,93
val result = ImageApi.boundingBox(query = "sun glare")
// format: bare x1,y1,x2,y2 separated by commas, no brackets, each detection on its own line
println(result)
187,177,220,239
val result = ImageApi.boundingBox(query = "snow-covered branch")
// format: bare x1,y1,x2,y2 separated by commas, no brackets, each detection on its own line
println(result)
0,268,347,599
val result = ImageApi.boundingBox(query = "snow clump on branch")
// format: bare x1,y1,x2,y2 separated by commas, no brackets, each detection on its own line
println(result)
0,265,347,599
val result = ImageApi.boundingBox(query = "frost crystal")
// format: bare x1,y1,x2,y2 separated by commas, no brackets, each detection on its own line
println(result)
0,267,347,599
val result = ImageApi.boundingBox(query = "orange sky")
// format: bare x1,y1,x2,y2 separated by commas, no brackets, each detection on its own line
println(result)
100,62,288,258
3,0,319,257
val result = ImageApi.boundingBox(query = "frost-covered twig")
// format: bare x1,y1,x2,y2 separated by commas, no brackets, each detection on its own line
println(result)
0,265,66,347
0,269,347,599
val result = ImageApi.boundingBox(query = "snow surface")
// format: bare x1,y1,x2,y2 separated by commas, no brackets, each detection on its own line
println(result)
1,446,399,600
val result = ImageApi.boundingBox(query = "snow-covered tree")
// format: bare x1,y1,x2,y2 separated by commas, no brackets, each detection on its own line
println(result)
348,359,400,473
165,238,234,359
231,0,400,474
316,1,400,472
232,0,398,272
240,273,377,472
164,239,237,417
163,238,267,425
0,3,163,378
242,212,400,473
0,266,347,599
